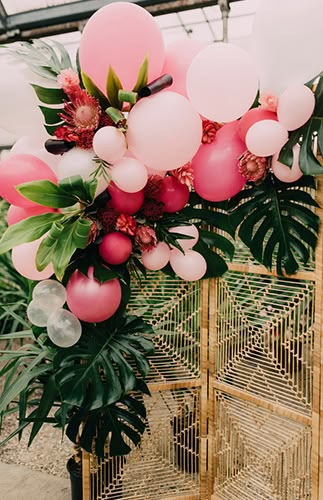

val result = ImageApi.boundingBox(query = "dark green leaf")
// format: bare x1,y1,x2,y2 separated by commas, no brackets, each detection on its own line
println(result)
31,84,66,104
106,66,123,109
81,70,110,109
39,105,64,125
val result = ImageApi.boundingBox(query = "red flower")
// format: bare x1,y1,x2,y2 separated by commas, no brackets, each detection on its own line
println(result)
202,120,222,144
141,199,164,221
135,226,157,252
170,163,194,188
144,175,163,201
87,220,99,244
116,214,137,236
238,150,269,182
97,206,118,233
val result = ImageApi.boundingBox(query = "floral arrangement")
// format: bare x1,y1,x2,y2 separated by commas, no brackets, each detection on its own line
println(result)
0,1,321,459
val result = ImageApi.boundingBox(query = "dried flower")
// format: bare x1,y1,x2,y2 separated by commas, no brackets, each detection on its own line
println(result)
258,91,278,113
144,175,163,201
97,206,118,233
87,220,99,244
57,68,80,96
116,214,137,236
60,90,101,131
171,163,194,188
202,120,222,144
238,150,269,182
99,113,115,128
135,225,157,252
141,199,164,221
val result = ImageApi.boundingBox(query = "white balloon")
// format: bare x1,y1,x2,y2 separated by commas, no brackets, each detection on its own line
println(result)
32,279,67,309
47,309,82,348
27,300,55,327
56,147,95,180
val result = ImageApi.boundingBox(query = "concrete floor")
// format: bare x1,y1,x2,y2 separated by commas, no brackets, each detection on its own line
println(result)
0,462,71,500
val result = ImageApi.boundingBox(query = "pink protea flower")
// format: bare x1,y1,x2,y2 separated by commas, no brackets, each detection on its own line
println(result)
57,68,80,95
116,214,137,236
135,225,157,252
171,163,194,188
60,90,101,132
258,91,278,113
202,120,222,144
238,150,269,182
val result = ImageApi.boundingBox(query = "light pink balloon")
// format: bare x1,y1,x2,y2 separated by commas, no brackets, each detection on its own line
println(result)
170,249,207,281
93,126,127,164
186,43,259,122
127,91,202,171
141,242,171,270
277,84,315,131
272,144,303,182
11,238,54,281
192,120,247,202
162,39,206,98
79,2,165,93
246,120,289,157
169,224,199,251
111,157,148,193
7,204,57,226
0,154,58,208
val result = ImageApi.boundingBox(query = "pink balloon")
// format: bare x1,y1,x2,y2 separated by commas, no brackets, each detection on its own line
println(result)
99,232,133,265
162,39,206,98
141,242,170,270
111,157,148,193
277,84,315,131
170,249,207,281
127,91,202,171
7,204,57,226
239,108,277,142
159,177,190,212
93,127,127,164
66,267,122,323
192,121,247,202
272,144,303,183
246,120,289,157
79,2,165,93
10,136,60,174
0,154,58,208
187,43,259,122
169,224,199,251
11,238,54,281
107,182,144,215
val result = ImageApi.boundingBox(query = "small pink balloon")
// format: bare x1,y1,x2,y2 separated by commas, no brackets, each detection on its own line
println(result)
93,126,127,164
169,224,199,251
66,267,121,323
111,157,148,193
239,108,278,142
99,232,133,265
11,238,54,281
277,84,315,131
272,144,303,183
127,91,202,171
192,120,247,202
162,39,206,98
170,249,207,281
141,242,171,270
79,2,165,93
107,182,144,215
7,204,57,226
246,120,289,157
159,176,190,212
0,154,58,208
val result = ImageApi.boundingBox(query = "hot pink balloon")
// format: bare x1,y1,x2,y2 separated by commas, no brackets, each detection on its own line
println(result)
127,91,202,171
162,39,206,98
272,144,303,183
170,249,207,281
99,232,133,265
239,108,277,143
246,120,289,157
79,2,165,93
159,176,190,212
111,157,148,193
141,242,171,271
11,238,54,281
107,182,144,215
192,121,247,202
169,224,199,251
7,204,57,226
277,84,315,131
0,154,57,208
186,43,259,122
66,267,122,323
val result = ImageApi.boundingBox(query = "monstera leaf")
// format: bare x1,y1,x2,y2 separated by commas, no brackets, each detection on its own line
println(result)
228,175,319,275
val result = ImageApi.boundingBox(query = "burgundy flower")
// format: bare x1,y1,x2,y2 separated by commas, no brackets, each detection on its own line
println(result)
116,214,137,236
141,199,164,221
202,120,222,144
144,175,163,201
135,225,157,252
97,206,118,233
238,150,269,182
170,163,194,188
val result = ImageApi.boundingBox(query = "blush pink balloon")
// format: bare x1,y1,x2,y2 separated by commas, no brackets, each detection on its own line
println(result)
79,2,165,93
107,182,144,215
162,39,206,98
277,84,315,131
0,154,58,208
127,91,202,171
159,176,190,212
246,120,289,157
238,108,278,142
66,267,122,323
93,126,127,164
99,232,133,265
141,242,171,271
11,238,54,281
170,249,207,281
7,204,57,226
192,120,247,202
272,144,303,182
169,224,199,251
111,157,148,193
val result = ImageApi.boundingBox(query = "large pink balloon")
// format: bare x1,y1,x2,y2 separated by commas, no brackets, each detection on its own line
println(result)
0,154,58,208
127,91,202,171
79,2,165,93
11,238,54,281
66,268,122,323
170,249,207,281
192,121,247,202
7,204,57,226
162,39,206,98
187,43,259,123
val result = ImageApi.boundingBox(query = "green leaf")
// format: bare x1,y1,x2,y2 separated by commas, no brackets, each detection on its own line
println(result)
17,180,79,208
199,229,235,260
28,375,59,446
31,84,66,104
39,105,64,125
59,175,97,205
81,70,110,109
132,54,149,93
106,66,123,109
